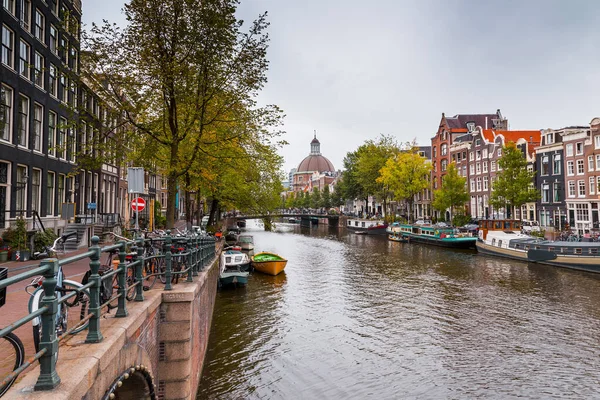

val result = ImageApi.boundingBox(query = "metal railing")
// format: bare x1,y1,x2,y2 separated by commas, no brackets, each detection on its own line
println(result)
0,230,216,392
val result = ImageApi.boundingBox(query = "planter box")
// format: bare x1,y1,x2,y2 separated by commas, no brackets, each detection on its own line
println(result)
11,250,31,262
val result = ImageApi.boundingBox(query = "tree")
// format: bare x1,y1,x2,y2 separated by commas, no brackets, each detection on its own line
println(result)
285,192,295,209
432,162,469,224
302,190,311,209
321,185,332,210
311,187,321,209
377,144,431,222
83,0,283,228
490,142,539,218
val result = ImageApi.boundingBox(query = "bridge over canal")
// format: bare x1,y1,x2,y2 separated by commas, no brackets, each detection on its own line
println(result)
234,213,344,228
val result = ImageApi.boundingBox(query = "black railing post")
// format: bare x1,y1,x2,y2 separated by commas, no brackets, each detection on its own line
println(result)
34,259,61,390
192,236,199,276
187,238,193,282
135,238,144,301
116,241,128,317
164,231,173,290
86,236,104,343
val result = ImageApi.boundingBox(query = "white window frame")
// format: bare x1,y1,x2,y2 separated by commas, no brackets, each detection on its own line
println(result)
0,84,13,142
34,8,44,42
578,180,586,197
576,142,583,155
588,156,594,172
1,24,14,69
568,181,575,197
48,111,56,156
567,161,574,176
31,168,41,212
3,0,16,15
566,144,573,157
590,177,596,195
19,39,30,79
577,159,584,175
46,171,55,216
33,51,43,88
32,102,42,152
17,94,29,147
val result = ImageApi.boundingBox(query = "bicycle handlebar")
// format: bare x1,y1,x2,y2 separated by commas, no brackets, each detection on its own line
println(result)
109,232,136,243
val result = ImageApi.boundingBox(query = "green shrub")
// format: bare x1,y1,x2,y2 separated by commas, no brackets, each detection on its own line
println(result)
33,230,58,253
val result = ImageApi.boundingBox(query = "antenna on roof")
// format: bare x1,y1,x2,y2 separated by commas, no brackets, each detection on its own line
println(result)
314,130,316,139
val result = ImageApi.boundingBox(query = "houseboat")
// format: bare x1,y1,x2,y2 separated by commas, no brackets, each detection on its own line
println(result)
397,223,477,249
477,220,600,273
346,218,388,235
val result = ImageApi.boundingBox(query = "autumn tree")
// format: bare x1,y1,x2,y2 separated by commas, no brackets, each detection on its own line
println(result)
490,142,539,218
83,0,283,228
432,162,469,224
321,185,331,210
311,187,321,210
377,144,431,222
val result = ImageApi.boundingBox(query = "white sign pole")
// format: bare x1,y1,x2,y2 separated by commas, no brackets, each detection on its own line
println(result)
135,193,139,232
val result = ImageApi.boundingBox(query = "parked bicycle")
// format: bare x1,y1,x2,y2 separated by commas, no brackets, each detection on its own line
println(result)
0,270,25,397
27,232,91,353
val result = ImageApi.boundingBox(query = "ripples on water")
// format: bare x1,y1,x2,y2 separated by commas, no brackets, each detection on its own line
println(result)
197,221,600,399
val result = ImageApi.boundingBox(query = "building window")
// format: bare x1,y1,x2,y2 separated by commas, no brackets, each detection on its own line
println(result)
553,154,561,175
1,25,14,68
60,37,67,63
3,0,16,14
576,142,583,155
20,0,31,32
49,64,57,97
577,159,584,175
16,165,27,212
567,161,574,176
441,144,447,156
34,8,44,41
483,162,488,173
541,155,549,175
46,171,55,215
497,148,502,157
432,147,436,158
546,133,554,145
595,135,600,149
468,123,476,133
441,159,447,172
568,181,575,197
469,152,473,161
462,165,466,176
483,176,488,191
60,73,68,103
590,177,596,195
476,177,481,191
588,156,594,172
553,182,560,202
476,150,481,160
542,183,550,203
52,0,58,15
469,164,474,175
57,174,65,205
476,163,481,174
566,144,573,157
48,111,56,156
32,103,42,151
578,180,586,197
0,85,12,141
49,24,57,54
576,203,589,221
17,95,28,147
33,51,43,88
31,168,40,212
58,117,67,158
19,39,30,79
491,161,496,172
67,127,75,161
482,148,488,158
69,80,76,106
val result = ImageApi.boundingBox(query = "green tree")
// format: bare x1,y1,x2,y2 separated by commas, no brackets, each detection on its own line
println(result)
321,185,332,210
377,144,431,222
285,192,295,209
311,187,321,209
83,0,281,228
302,190,311,209
490,142,539,218
432,162,469,224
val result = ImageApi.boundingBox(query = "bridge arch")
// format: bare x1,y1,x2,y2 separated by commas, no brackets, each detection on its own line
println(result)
102,365,156,400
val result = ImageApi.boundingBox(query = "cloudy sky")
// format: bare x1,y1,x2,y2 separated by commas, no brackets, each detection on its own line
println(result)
82,0,600,174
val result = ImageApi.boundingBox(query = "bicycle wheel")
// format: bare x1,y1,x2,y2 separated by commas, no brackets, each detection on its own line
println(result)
62,281,90,335
144,258,158,290
0,332,25,397
159,257,168,284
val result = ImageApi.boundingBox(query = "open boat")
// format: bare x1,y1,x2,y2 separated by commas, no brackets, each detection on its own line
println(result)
237,235,254,251
219,247,251,287
252,252,288,276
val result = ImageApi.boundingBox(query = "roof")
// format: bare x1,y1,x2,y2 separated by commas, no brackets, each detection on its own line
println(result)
297,155,335,173
495,130,540,145
445,110,503,131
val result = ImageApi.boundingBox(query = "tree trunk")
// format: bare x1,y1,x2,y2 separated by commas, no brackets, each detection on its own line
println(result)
208,198,219,227
166,171,178,229
184,173,191,229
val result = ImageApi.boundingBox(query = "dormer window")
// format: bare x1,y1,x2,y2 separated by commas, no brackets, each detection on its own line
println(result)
475,138,481,146
467,122,475,132
546,133,554,145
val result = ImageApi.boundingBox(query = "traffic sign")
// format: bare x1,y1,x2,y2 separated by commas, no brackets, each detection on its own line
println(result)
131,197,146,212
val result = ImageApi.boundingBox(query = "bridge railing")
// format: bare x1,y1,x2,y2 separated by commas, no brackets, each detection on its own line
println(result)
0,230,216,393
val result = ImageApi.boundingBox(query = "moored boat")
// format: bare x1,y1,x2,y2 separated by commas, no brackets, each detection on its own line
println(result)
236,220,247,229
477,220,600,273
398,223,477,249
252,252,288,275
219,247,251,287
346,218,388,235
237,235,254,251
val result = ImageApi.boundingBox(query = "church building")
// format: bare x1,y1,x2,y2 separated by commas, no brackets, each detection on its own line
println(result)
292,134,337,193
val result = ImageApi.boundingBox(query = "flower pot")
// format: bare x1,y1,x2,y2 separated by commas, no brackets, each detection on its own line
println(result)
0,251,7,263
12,250,31,262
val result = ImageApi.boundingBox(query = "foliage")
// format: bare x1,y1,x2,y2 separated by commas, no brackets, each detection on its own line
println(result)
1,225,16,247
311,187,321,209
13,216,29,251
284,192,295,209
489,142,539,218
83,0,284,228
154,201,166,228
330,185,342,209
321,185,332,210
377,143,431,222
33,230,58,253
432,162,469,224
452,213,471,227
354,135,399,203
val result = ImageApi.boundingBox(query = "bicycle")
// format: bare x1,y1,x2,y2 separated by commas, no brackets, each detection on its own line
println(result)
27,232,91,354
0,273,25,397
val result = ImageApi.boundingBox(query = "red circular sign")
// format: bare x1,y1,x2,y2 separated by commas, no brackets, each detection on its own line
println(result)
131,197,146,212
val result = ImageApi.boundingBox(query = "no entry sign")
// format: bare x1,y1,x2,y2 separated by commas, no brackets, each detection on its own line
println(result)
131,197,146,212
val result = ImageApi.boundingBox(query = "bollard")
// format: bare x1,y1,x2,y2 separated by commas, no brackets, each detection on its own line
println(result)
86,236,104,343
34,259,61,390
116,241,128,317
187,238,193,282
164,231,173,291
135,238,144,301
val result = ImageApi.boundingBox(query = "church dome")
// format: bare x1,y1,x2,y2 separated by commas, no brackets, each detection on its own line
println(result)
297,132,335,173
297,155,335,173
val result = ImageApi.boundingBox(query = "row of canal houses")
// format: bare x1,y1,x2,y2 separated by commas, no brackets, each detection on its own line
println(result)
430,110,600,235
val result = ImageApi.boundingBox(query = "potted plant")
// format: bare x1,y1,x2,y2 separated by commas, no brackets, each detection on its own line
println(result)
0,238,7,263
11,216,30,262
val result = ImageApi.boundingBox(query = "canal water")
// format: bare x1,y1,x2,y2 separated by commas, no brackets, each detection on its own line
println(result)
197,220,600,399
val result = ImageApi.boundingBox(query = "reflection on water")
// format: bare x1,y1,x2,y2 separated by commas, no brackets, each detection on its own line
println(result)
198,220,600,399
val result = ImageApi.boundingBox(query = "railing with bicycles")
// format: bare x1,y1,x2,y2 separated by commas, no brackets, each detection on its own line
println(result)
0,230,216,396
